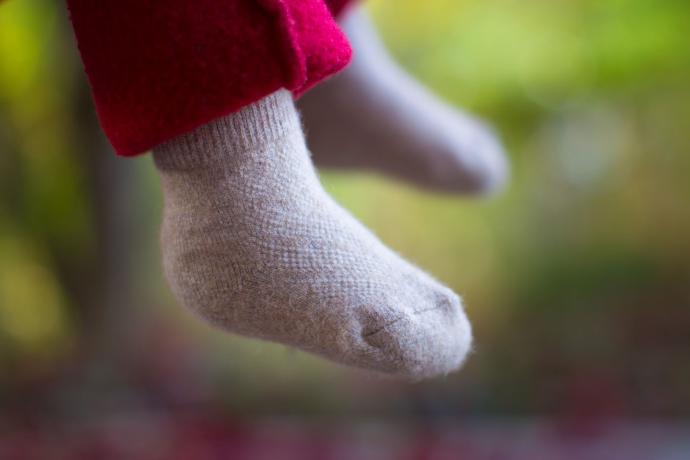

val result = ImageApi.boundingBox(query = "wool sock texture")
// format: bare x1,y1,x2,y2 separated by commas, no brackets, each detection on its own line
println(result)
153,90,472,379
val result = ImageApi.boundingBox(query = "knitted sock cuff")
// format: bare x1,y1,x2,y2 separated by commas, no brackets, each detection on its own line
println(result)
153,90,299,171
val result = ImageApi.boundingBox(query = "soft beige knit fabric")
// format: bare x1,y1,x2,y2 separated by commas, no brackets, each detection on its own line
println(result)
153,90,472,379
299,8,508,194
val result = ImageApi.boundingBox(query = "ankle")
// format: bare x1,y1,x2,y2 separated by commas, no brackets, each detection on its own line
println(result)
153,90,299,171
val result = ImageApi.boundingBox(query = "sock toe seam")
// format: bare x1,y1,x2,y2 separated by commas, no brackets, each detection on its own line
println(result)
362,305,446,339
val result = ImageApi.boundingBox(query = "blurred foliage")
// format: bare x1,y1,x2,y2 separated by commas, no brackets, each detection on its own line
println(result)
0,0,689,417
0,0,88,378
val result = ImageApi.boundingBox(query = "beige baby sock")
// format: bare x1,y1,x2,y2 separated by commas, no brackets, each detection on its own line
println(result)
153,90,472,380
299,8,508,194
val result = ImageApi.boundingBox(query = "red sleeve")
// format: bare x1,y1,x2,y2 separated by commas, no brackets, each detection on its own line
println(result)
326,0,357,17
66,0,352,157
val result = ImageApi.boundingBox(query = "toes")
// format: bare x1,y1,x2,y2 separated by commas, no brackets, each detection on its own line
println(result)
438,116,510,195
467,122,510,194
362,292,472,380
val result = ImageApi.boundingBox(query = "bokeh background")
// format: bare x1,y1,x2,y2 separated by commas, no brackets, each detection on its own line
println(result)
1,0,689,458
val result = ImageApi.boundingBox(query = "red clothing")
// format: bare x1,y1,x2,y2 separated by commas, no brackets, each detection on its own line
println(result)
66,0,356,157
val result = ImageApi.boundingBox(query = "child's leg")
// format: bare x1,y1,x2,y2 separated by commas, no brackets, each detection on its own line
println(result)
67,0,472,378
300,7,509,194
155,90,471,378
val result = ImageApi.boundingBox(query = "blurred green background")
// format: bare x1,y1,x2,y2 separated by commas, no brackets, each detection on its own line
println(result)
0,0,689,456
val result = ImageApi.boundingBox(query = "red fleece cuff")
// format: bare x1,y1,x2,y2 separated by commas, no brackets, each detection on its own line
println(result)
67,0,353,157
326,0,357,18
